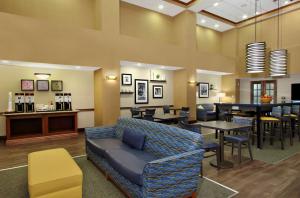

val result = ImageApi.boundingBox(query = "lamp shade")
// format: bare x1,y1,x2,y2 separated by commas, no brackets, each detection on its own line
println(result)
270,49,287,77
217,92,226,98
246,42,266,73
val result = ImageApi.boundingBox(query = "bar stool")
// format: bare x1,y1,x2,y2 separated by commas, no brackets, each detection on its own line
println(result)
261,106,293,150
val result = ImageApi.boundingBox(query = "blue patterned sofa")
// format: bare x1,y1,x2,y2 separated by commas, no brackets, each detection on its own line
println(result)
85,118,204,198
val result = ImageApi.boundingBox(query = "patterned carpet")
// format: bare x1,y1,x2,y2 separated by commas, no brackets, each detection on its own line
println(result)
0,156,237,198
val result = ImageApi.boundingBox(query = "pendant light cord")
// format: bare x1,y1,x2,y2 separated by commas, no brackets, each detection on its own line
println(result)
277,0,280,49
254,0,257,42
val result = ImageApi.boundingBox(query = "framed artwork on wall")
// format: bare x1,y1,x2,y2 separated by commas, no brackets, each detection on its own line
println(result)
135,79,149,104
153,85,163,99
37,80,49,91
198,82,209,98
21,80,34,91
51,80,63,91
121,74,132,85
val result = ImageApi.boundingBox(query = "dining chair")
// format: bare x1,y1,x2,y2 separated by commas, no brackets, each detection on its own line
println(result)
177,121,220,176
181,107,190,112
178,110,189,123
130,107,142,119
145,108,156,116
224,116,254,164
163,105,170,114
143,114,154,122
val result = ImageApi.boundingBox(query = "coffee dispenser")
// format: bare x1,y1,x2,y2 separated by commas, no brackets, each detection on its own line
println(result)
25,93,35,112
55,93,64,111
15,93,25,113
64,93,72,111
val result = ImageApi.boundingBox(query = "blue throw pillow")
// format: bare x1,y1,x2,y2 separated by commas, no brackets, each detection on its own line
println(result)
122,128,146,150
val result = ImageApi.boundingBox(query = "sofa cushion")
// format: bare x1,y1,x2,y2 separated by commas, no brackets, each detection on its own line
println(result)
86,138,127,158
122,128,146,150
206,111,216,115
106,148,157,186
202,104,214,111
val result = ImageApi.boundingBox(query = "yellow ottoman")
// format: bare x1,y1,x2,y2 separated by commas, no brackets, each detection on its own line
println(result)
28,148,83,198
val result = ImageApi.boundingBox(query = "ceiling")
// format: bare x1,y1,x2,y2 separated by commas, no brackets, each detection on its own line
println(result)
121,0,298,32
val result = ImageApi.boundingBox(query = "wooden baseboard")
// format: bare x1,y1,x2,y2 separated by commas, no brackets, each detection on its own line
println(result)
0,136,7,141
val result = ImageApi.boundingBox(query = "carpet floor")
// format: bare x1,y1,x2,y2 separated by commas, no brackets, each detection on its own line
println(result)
203,130,300,164
0,156,237,198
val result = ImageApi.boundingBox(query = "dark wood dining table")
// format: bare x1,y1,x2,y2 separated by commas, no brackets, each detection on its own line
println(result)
169,107,181,115
153,114,184,122
197,121,252,169
215,102,300,149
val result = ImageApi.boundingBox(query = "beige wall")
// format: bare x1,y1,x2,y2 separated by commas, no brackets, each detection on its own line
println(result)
120,66,174,117
120,2,176,44
0,0,96,29
196,26,222,54
0,65,95,136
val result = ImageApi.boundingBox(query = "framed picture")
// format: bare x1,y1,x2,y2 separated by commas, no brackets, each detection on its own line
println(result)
198,82,209,98
37,80,49,91
153,85,163,99
150,70,166,81
51,80,63,91
21,80,34,91
121,74,132,85
135,79,148,104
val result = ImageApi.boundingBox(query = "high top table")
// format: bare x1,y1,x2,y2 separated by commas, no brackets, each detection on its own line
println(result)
215,103,300,149
197,121,252,169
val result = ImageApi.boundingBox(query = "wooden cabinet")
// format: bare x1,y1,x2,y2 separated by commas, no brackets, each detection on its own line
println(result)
4,111,78,145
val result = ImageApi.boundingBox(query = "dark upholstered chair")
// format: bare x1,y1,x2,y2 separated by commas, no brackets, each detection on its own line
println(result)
196,104,216,121
145,108,156,116
181,107,190,112
163,105,170,114
143,114,154,122
224,116,253,164
130,107,142,119
178,121,220,176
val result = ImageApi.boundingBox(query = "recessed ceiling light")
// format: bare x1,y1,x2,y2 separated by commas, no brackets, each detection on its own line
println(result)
201,19,206,24
214,24,220,28
137,63,142,67
242,14,248,19
256,11,260,15
1,60,9,64
160,66,166,69
213,2,219,7
284,1,289,5
75,66,81,69
158,4,164,10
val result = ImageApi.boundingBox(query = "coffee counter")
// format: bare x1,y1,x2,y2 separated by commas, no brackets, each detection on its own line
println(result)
2,111,78,145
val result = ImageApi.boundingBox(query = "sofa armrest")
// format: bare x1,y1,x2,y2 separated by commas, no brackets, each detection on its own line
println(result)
85,126,116,139
142,149,204,197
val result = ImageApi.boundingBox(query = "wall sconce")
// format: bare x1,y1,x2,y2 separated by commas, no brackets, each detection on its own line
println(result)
106,75,117,80
34,73,51,80
188,80,197,84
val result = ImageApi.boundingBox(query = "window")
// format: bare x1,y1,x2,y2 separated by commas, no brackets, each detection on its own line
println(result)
251,80,277,104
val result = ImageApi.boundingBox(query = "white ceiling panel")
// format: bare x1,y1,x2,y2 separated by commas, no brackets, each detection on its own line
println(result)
190,0,296,23
122,0,185,17
196,14,234,32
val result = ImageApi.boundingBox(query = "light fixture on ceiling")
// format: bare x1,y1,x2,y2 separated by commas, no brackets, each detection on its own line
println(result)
246,0,266,74
214,24,219,28
158,4,164,10
242,14,248,19
137,63,142,67
0,60,9,64
284,0,289,5
256,11,260,15
201,19,206,24
75,66,81,69
213,2,219,7
34,73,51,80
270,0,288,77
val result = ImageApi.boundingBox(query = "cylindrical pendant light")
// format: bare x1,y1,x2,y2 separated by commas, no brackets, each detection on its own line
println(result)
270,0,288,77
246,42,266,73
246,0,266,74
270,49,287,76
